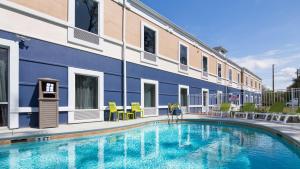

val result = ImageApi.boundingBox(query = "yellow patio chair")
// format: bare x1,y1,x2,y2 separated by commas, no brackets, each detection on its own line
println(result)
108,102,124,121
131,102,144,118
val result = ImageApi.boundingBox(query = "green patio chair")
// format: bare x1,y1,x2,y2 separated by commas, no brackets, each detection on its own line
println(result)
131,102,144,118
108,102,124,121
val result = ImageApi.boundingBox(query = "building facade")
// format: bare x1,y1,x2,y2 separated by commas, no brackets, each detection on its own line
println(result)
0,0,262,129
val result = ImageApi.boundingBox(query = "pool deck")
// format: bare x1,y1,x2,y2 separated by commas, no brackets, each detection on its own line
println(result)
1,114,300,146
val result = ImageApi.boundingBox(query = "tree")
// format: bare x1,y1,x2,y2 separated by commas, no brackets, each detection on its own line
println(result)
288,77,300,89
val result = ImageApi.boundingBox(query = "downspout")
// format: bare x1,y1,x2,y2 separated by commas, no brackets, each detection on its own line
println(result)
122,0,127,113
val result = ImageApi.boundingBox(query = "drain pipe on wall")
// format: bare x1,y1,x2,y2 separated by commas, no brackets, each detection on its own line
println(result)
122,0,127,113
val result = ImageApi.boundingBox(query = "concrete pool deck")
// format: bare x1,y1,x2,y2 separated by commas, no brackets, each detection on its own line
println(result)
1,114,300,146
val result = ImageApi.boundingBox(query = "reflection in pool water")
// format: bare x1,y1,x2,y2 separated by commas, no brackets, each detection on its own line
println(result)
0,122,300,169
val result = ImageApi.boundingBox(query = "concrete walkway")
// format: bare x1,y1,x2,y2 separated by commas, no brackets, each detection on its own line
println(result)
0,114,300,146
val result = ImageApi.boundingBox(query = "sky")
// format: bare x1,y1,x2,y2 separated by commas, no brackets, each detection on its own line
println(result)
140,0,300,89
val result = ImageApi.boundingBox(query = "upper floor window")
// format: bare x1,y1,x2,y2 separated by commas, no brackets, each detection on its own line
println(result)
237,73,240,83
144,26,156,54
246,77,248,86
255,81,257,88
179,44,188,65
217,63,222,78
75,0,99,35
228,69,232,81
203,56,208,72
251,80,253,87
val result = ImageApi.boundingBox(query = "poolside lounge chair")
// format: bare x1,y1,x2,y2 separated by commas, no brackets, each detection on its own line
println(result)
234,103,255,119
131,102,144,118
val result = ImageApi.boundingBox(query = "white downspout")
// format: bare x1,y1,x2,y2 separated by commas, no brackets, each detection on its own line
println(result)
122,0,127,113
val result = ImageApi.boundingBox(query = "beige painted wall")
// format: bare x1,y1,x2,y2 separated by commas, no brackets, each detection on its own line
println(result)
189,45,200,68
104,0,123,40
10,0,68,21
209,56,217,75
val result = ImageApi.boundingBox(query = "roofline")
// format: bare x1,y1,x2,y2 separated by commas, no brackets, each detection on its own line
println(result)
128,0,261,81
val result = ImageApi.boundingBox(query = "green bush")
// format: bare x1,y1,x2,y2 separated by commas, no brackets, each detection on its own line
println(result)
269,102,285,113
241,103,255,112
220,103,231,112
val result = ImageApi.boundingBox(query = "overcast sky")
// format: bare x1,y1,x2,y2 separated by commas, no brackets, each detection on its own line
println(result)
141,0,300,89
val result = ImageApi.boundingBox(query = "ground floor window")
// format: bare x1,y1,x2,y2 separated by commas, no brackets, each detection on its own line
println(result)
75,74,98,109
0,47,8,127
144,83,156,107
68,67,104,123
180,88,188,107
141,79,158,117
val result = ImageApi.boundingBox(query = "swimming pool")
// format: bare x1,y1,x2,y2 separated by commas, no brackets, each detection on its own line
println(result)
0,122,300,169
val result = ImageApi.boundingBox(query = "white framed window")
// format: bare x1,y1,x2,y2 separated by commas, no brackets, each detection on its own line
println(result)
217,63,222,80
68,0,104,49
245,95,249,103
0,38,19,129
141,22,159,65
250,96,254,103
178,42,189,72
178,85,189,114
202,88,209,112
228,69,232,82
68,67,104,123
202,56,208,78
237,73,240,84
217,91,223,105
141,79,159,117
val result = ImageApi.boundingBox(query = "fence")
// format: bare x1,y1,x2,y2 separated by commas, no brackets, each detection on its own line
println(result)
186,88,300,113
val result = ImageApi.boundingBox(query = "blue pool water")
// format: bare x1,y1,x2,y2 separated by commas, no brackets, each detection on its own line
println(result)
1,122,300,169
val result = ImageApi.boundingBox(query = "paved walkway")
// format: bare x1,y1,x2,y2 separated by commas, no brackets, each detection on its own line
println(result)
0,114,300,146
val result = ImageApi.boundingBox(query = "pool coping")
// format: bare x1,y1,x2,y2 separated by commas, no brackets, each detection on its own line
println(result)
1,114,300,147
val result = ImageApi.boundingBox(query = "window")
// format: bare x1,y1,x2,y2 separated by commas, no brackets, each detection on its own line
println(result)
179,44,187,65
179,86,189,107
246,77,248,86
251,80,253,87
228,69,232,81
75,0,99,34
0,47,8,127
144,26,156,54
141,79,158,117
217,63,222,78
144,83,156,107
68,67,104,123
255,81,257,88
237,73,240,83
203,56,208,72
75,75,98,109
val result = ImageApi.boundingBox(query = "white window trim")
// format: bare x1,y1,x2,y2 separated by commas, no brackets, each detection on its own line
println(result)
202,88,209,106
245,95,249,103
68,67,104,123
202,54,209,78
68,0,104,50
217,62,222,81
228,68,233,82
178,42,189,73
141,79,159,117
0,38,19,129
178,85,189,106
140,21,159,65
217,91,223,105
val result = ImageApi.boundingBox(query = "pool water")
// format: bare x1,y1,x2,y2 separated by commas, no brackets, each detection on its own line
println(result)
1,122,300,169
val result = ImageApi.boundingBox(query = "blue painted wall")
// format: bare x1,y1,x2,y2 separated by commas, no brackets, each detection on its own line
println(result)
0,30,260,128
